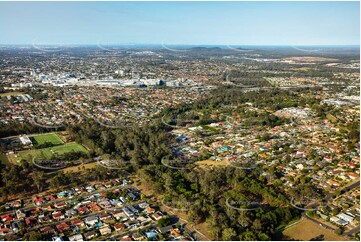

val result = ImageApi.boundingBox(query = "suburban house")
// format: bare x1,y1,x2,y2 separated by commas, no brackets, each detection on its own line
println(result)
54,202,67,209
99,213,112,221
337,213,355,224
84,215,99,227
70,219,85,229
112,210,127,221
56,222,70,232
152,212,163,221
16,210,26,219
84,230,97,240
158,225,173,234
114,223,126,232
33,197,44,206
52,211,65,221
65,209,77,217
77,206,89,214
132,232,144,241
99,225,111,236
39,226,55,235
146,206,155,214
68,234,83,241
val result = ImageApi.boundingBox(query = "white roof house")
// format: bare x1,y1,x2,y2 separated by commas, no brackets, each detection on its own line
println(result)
68,234,83,241
84,216,98,226
337,213,354,223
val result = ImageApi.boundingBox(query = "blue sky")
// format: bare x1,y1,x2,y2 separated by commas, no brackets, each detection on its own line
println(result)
0,1,359,45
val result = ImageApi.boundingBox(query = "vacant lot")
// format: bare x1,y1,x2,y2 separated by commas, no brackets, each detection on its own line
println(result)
282,219,347,241
30,133,64,146
16,143,88,161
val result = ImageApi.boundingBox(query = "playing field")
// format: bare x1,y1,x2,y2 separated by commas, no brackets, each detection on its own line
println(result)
30,133,64,146
17,143,88,161
282,219,347,241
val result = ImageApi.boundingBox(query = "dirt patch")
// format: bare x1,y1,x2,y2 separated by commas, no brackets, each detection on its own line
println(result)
283,218,348,241
7,153,18,164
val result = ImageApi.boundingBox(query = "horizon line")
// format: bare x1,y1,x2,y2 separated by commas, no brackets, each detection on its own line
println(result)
0,44,360,47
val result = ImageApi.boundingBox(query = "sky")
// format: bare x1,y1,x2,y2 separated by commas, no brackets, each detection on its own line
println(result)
0,1,359,46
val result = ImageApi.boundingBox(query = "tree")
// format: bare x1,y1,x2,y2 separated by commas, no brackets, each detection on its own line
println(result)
157,233,165,240
157,216,171,228
238,211,251,227
252,219,262,230
32,170,46,192
208,225,221,240
240,231,257,241
273,179,283,187
335,228,343,235
222,228,237,241
24,232,42,241
307,210,316,217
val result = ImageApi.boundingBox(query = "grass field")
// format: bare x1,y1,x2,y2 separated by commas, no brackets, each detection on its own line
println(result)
16,143,88,161
195,158,228,169
0,153,11,165
61,162,98,173
282,219,347,241
30,133,63,146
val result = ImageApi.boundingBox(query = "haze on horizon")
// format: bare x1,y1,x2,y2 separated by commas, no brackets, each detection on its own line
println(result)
0,1,359,46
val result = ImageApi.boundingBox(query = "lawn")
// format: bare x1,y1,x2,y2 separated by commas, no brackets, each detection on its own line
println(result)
30,133,64,146
17,143,88,161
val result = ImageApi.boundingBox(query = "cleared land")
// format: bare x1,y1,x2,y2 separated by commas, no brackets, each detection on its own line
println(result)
30,133,64,146
0,92,24,97
16,143,88,161
282,219,347,241
195,158,228,168
283,56,339,62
